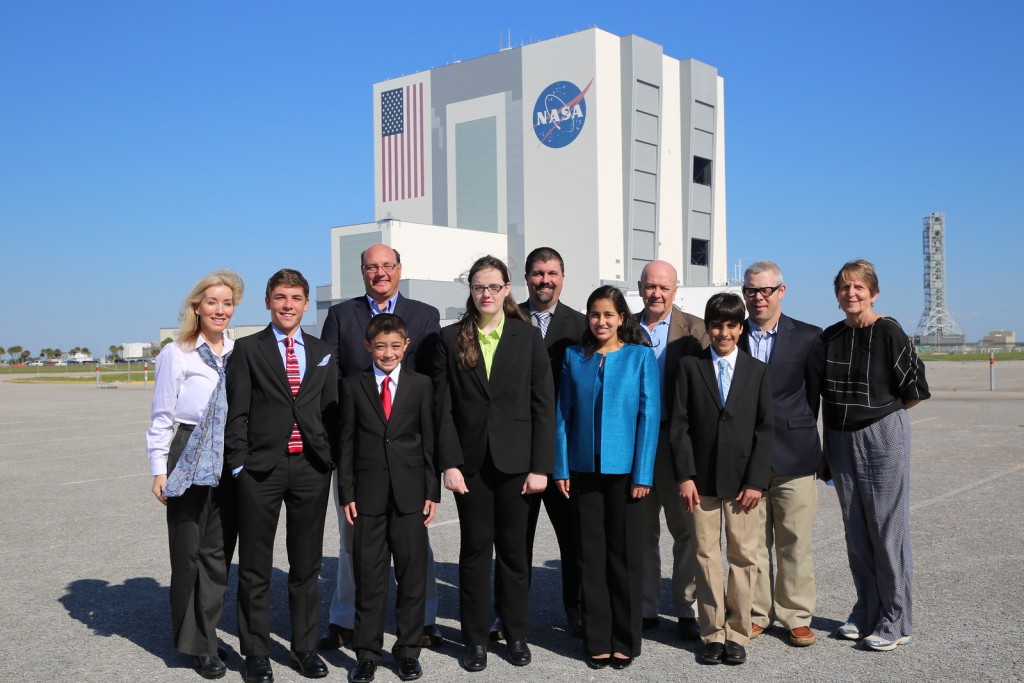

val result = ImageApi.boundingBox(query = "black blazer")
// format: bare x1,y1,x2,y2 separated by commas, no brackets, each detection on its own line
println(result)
338,368,439,515
740,314,824,476
225,326,339,473
321,293,441,378
433,317,555,476
518,301,588,390
669,350,774,498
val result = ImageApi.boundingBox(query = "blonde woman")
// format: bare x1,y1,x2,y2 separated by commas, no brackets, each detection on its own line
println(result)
147,270,243,679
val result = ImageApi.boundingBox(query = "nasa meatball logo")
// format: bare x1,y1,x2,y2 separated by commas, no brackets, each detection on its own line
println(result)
533,79,593,148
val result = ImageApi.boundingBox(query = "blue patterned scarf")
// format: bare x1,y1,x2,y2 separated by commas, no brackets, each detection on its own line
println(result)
163,344,230,497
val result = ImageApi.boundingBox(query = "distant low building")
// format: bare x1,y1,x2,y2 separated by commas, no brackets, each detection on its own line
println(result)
120,342,152,359
981,330,1016,349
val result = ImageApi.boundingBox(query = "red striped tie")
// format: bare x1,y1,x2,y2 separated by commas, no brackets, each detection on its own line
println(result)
284,337,303,454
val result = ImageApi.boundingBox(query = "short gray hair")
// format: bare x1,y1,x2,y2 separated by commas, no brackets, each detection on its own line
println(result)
744,260,784,286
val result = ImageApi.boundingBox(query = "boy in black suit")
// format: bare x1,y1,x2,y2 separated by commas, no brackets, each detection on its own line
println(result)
670,292,773,667
340,314,439,683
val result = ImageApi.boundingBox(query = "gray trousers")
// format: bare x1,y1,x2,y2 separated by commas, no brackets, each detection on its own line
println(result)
825,409,913,640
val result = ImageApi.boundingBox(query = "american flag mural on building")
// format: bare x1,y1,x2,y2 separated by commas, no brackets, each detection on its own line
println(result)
381,82,425,202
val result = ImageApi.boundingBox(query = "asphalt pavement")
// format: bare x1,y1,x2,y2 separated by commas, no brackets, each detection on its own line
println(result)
1,360,1022,682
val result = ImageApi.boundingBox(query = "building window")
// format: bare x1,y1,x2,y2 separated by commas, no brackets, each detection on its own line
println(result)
693,156,712,186
690,238,709,266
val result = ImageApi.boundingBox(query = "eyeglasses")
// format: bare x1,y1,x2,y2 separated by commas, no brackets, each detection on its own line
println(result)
470,284,505,295
361,262,398,274
741,284,782,299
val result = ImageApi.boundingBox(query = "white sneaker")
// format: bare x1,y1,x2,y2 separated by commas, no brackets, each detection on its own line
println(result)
835,622,861,640
863,634,912,651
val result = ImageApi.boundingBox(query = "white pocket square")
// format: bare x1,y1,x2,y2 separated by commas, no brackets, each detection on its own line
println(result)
318,354,331,367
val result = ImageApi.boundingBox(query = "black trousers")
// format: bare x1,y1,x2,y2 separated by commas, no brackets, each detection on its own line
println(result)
235,452,332,655
352,490,427,662
166,425,237,656
575,471,645,658
453,457,530,646
500,483,581,615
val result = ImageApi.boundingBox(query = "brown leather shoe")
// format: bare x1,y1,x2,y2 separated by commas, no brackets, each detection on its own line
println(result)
750,623,765,639
788,626,816,647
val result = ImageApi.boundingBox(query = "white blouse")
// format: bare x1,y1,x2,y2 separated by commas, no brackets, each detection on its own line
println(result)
145,335,233,476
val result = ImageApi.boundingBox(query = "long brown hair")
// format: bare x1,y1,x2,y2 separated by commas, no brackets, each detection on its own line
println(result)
456,255,526,369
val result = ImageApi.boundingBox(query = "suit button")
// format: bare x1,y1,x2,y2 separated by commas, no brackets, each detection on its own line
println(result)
385,438,390,444
720,415,727,422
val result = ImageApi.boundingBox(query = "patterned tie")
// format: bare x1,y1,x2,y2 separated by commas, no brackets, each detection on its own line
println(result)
718,358,732,407
533,311,551,339
380,376,392,420
284,337,303,453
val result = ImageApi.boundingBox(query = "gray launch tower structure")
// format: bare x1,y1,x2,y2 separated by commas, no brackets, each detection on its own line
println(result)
916,212,964,348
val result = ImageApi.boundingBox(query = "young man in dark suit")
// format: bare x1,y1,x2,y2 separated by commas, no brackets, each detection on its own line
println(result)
670,292,774,667
226,269,338,683
319,244,443,650
740,261,824,647
340,314,439,683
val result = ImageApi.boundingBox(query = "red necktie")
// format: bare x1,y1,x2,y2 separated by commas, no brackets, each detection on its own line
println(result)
380,376,392,420
284,337,303,453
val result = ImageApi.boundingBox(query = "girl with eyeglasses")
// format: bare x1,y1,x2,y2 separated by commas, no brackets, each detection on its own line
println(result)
432,255,556,672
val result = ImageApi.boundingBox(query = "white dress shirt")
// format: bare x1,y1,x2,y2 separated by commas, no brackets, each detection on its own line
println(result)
373,362,401,398
146,335,233,476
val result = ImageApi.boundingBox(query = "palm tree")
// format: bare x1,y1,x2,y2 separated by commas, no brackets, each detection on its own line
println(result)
19,349,30,362
8,345,22,362
0,346,5,359
108,344,120,361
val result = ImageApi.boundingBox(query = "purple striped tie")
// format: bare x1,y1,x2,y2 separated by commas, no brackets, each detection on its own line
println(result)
284,337,302,454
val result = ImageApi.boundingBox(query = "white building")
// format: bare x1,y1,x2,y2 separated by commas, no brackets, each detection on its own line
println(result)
322,28,727,326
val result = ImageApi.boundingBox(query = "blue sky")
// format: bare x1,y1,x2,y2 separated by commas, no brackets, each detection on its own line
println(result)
2,1,1021,357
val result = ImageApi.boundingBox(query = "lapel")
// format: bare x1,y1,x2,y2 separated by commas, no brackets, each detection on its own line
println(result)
351,296,373,330
257,326,292,396
486,318,520,393
359,371,388,426
728,351,755,407
697,349,723,409
544,305,568,349
668,305,688,343
297,336,319,397
743,315,789,368
471,336,491,397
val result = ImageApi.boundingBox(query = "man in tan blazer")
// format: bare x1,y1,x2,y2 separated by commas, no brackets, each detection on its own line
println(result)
635,260,709,641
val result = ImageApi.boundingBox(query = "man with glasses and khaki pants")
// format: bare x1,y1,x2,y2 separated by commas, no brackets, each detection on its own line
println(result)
740,261,824,647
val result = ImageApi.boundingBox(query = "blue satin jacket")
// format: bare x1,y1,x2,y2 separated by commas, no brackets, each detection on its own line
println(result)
554,343,660,485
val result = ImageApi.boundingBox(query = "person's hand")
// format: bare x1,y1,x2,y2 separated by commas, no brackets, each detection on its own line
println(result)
422,500,437,526
677,479,700,513
522,473,548,495
631,484,651,499
736,485,762,513
343,502,358,525
151,475,168,505
444,467,468,494
556,479,571,498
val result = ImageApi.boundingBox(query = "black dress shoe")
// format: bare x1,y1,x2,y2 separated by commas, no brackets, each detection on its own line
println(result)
609,656,632,670
290,650,329,678
642,616,660,631
507,640,531,666
397,657,422,681
678,617,701,641
191,655,227,679
244,655,274,683
418,624,442,648
348,659,377,683
488,617,504,642
700,642,725,665
461,645,488,672
723,640,746,665
586,655,610,669
318,624,354,650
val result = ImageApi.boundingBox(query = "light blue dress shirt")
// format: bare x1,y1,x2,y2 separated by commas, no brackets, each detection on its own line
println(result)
747,321,777,364
366,292,399,316
640,311,671,379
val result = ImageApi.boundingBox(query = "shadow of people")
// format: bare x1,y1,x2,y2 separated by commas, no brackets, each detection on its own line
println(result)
59,577,178,667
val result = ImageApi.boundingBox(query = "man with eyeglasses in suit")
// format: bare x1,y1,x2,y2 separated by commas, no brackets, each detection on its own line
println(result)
319,244,444,652
635,260,709,642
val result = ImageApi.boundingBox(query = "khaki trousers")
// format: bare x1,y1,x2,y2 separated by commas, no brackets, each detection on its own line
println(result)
692,496,759,645
751,473,818,630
